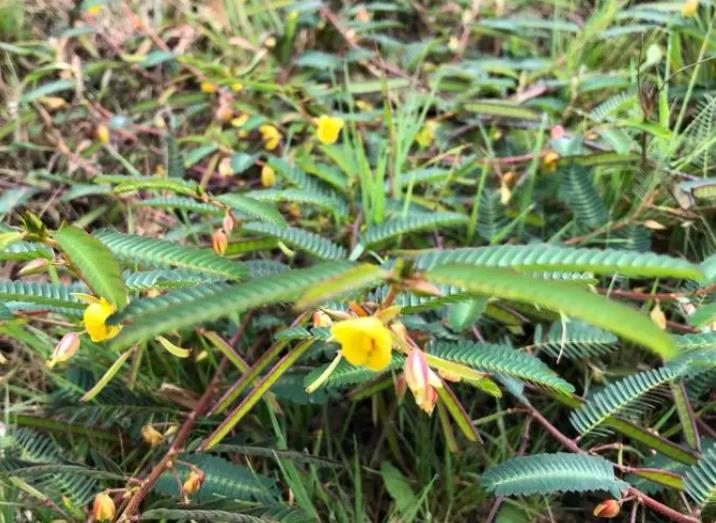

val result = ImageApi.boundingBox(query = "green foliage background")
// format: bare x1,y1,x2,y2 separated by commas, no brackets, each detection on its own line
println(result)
1,1,716,522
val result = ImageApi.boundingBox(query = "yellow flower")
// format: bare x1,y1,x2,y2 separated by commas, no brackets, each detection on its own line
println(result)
141,424,164,446
84,2,103,16
231,81,243,92
96,124,110,145
682,0,698,17
330,317,392,371
92,492,116,522
315,115,344,145
231,113,250,128
261,165,276,187
415,120,437,149
83,298,121,342
542,150,560,172
200,81,218,94
259,124,281,150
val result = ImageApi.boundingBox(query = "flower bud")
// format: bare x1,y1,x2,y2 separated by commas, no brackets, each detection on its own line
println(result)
312,310,333,328
261,165,276,187
212,229,228,255
18,258,50,276
96,124,110,145
183,469,205,495
223,213,235,235
92,491,116,522
542,150,559,171
404,349,442,415
200,81,217,93
218,157,234,177
215,102,234,122
682,0,698,17
593,499,620,518
47,332,80,368
141,424,164,447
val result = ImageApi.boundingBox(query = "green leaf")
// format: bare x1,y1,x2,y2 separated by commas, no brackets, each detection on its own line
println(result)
684,445,716,505
94,229,246,280
295,263,387,310
569,367,676,436
153,454,277,504
361,212,468,247
108,262,352,349
54,226,127,307
533,320,618,359
0,280,84,309
134,197,222,216
229,152,259,174
380,462,418,517
688,302,716,329
80,349,134,401
0,241,53,262
242,222,346,260
247,188,348,216
202,339,316,450
482,453,628,497
430,341,574,393
95,175,201,197
426,264,677,360
414,244,703,280
216,194,286,227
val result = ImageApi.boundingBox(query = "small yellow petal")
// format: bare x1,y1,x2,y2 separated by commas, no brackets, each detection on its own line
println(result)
83,298,121,342
330,317,393,371
200,81,218,94
261,165,276,187
682,0,698,17
315,115,344,145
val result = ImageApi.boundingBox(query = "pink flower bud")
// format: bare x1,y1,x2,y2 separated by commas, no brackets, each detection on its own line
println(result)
404,349,442,415
47,332,80,368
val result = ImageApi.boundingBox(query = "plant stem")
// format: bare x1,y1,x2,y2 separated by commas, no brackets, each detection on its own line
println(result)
117,359,227,521
525,403,699,523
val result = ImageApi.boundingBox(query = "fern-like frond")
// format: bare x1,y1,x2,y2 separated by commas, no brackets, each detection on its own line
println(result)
242,222,346,260
7,428,97,505
589,91,637,122
123,269,222,290
413,244,702,280
164,133,185,178
216,194,287,227
429,341,574,393
134,196,222,216
108,262,352,349
476,190,507,242
94,229,247,280
570,367,676,436
482,453,628,497
559,163,608,231
246,188,349,216
426,264,676,359
0,241,53,261
95,175,201,197
0,280,84,309
533,320,618,359
684,444,716,505
360,212,467,247
676,332,716,350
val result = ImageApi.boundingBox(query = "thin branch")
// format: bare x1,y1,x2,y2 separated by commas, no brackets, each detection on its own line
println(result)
524,403,699,523
117,359,228,521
